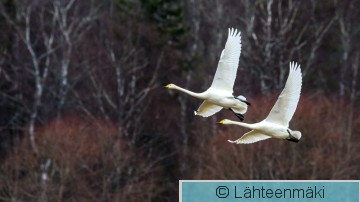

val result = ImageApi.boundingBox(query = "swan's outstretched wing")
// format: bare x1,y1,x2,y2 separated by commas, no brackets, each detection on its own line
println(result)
209,28,241,93
194,100,222,117
228,130,271,144
265,62,302,127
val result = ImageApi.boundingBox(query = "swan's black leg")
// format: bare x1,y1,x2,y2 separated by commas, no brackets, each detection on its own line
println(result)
229,108,244,122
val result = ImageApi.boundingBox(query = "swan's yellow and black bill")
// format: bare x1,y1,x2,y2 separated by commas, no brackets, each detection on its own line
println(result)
164,84,171,88
218,120,225,124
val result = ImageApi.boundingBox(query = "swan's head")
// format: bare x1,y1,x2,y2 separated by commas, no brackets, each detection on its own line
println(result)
287,130,302,143
218,119,233,125
165,84,175,89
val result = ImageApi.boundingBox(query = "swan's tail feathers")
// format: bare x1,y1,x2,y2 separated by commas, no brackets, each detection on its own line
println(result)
229,108,245,122
235,95,251,106
228,130,271,144
241,100,251,106
195,100,223,117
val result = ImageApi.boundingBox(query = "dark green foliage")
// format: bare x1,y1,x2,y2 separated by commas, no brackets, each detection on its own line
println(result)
141,0,188,44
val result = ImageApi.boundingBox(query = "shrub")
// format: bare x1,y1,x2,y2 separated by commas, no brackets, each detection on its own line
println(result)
0,116,163,201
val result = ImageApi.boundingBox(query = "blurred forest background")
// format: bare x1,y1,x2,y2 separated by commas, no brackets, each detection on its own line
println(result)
0,0,359,201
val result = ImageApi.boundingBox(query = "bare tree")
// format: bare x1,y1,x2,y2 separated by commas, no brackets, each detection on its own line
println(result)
238,0,335,93
77,32,162,138
0,2,99,200
0,0,98,152
333,0,360,97
333,0,360,150
1,3,52,154
51,0,98,118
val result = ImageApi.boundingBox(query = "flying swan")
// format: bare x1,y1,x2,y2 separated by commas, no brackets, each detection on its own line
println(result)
219,62,302,144
165,28,249,121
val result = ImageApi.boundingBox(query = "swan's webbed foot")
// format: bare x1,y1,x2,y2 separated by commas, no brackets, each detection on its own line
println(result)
229,108,244,122
286,129,299,143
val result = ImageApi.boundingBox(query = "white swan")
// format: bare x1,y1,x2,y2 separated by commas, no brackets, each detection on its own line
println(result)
219,62,302,144
165,28,249,121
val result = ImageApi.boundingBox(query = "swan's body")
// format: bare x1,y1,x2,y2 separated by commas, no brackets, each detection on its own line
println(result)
166,28,249,120
219,62,302,144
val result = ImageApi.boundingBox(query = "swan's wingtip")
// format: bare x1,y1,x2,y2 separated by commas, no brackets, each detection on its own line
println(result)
227,27,241,40
289,61,301,70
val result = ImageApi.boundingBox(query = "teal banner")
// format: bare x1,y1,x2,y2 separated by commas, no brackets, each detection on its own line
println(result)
180,181,359,202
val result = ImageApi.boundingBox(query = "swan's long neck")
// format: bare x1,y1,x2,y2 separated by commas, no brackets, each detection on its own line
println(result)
227,120,256,130
172,85,206,99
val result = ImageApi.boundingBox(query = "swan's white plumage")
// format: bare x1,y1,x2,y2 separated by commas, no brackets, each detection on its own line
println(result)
228,130,271,144
265,62,302,127
195,100,222,117
210,28,242,93
221,62,303,144
166,28,248,118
